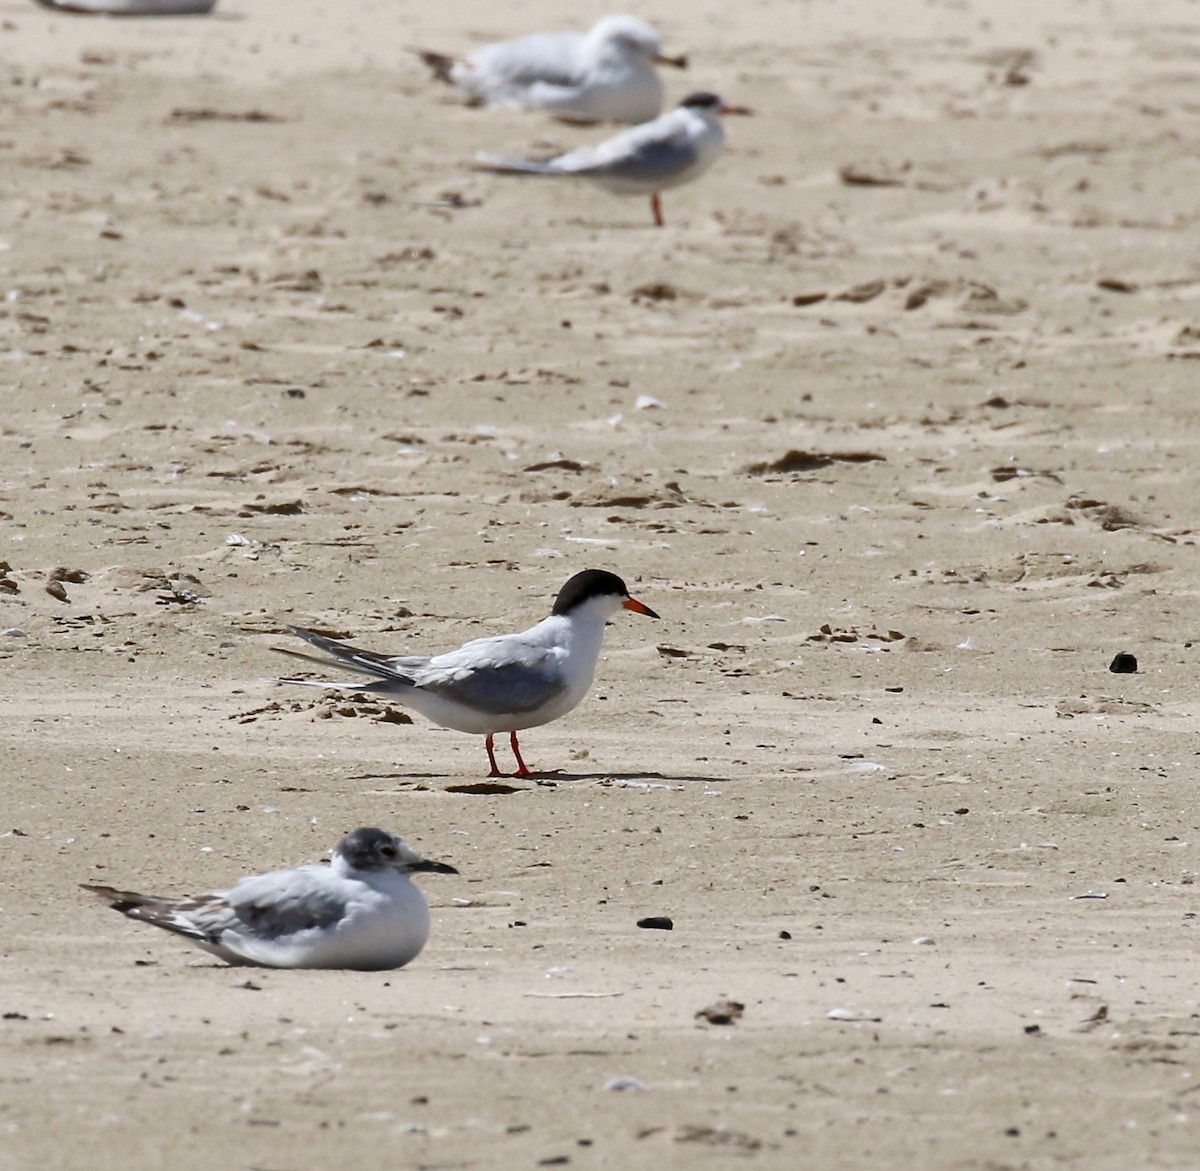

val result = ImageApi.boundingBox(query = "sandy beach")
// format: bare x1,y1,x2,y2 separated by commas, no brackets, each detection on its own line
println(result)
3,0,1200,1166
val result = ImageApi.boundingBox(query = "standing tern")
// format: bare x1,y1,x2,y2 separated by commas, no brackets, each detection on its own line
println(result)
82,828,457,971
414,14,686,124
476,91,750,226
274,569,660,777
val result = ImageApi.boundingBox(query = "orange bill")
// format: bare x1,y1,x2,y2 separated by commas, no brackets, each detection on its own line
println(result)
623,597,660,619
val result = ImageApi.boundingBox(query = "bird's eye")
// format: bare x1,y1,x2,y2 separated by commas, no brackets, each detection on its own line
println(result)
380,844,397,857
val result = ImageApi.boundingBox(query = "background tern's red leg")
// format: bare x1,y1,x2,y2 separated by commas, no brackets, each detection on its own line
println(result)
651,192,664,227
485,733,505,777
509,731,533,777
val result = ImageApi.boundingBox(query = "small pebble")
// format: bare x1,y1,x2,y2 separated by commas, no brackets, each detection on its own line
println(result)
1109,652,1137,674
604,1075,647,1092
637,916,673,931
696,998,744,1025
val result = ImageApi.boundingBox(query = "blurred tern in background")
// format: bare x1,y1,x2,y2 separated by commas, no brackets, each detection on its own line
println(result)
414,14,686,124
32,0,216,12
476,91,750,226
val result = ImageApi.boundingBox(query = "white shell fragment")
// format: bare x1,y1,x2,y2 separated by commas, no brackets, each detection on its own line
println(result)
604,1075,648,1092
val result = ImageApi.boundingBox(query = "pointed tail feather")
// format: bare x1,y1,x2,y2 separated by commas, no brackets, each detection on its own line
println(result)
475,152,562,176
409,47,460,84
272,626,420,690
81,884,176,913
271,643,380,680
83,884,227,946
283,625,412,674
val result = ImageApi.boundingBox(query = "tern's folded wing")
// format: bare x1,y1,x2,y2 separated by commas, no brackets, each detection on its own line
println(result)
559,121,696,181
416,637,567,714
418,660,569,715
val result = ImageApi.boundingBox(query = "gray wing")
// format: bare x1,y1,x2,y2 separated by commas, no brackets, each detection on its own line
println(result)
558,122,698,182
478,109,699,180
415,635,569,715
86,867,351,944
419,660,569,715
224,866,351,936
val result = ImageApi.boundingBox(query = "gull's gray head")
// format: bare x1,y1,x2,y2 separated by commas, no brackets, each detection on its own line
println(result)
336,827,458,875
551,569,660,621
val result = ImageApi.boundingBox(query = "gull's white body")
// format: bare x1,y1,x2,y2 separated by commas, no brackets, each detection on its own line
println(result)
433,15,676,123
190,860,432,970
84,829,454,971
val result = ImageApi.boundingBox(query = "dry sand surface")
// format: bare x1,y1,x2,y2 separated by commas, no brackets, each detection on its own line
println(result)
4,0,1200,1166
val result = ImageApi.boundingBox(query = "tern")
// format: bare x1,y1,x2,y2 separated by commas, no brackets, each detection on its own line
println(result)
31,0,216,13
274,569,659,777
82,828,457,971
414,14,686,124
476,91,750,226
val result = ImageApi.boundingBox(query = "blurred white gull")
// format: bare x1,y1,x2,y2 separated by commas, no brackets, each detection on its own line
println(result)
414,14,686,124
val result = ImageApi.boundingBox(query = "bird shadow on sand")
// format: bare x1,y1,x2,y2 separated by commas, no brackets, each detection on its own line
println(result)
563,216,662,231
533,770,731,785
348,769,730,787
350,771,457,779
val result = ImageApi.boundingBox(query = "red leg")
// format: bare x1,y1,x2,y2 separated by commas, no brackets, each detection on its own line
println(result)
651,192,664,227
485,732,505,778
509,731,532,777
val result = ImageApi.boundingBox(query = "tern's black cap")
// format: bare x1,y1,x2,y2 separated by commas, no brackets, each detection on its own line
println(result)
552,569,659,618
